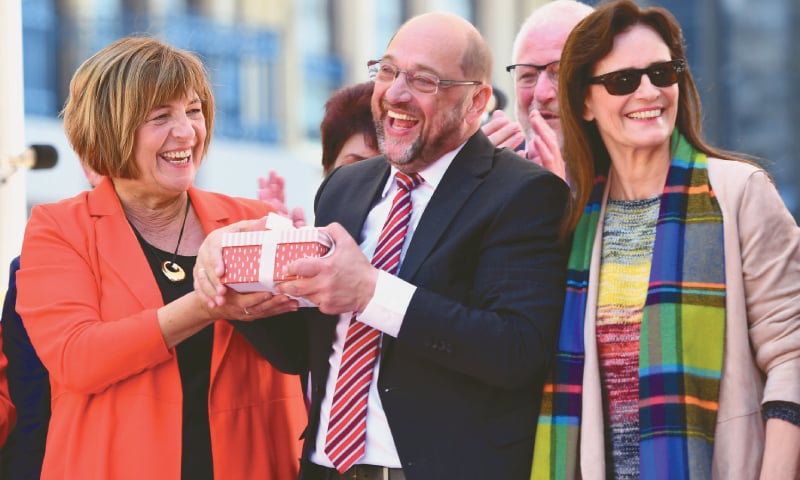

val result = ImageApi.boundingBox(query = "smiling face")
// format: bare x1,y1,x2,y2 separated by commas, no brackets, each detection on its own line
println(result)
371,14,489,173
126,90,206,201
512,2,593,148
582,24,678,160
514,23,570,143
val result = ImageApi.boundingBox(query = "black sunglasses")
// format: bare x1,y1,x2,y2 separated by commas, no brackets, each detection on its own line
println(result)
587,59,686,95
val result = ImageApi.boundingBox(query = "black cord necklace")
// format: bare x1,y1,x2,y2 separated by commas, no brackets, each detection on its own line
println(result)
129,199,191,283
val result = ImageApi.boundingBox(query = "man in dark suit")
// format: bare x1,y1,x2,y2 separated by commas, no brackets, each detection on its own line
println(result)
195,12,569,480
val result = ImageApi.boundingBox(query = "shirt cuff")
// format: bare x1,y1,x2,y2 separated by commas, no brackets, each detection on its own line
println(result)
356,270,415,337
763,401,800,427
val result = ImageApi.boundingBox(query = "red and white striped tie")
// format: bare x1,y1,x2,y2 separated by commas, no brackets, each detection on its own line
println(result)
324,171,423,473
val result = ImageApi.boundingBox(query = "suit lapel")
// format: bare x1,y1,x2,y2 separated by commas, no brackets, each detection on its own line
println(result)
89,178,163,310
188,187,257,376
323,159,390,242
399,132,493,281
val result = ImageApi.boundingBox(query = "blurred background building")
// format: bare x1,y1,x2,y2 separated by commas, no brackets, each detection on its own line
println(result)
1,0,798,291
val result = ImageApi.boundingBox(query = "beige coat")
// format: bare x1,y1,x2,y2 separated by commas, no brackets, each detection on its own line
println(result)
577,158,800,479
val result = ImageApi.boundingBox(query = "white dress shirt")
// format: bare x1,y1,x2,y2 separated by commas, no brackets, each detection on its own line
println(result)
310,147,461,468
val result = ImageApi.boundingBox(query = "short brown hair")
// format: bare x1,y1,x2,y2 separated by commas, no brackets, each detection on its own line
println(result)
320,82,377,175
62,36,215,179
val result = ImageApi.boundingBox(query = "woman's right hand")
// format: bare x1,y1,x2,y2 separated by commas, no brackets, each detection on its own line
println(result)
193,218,267,308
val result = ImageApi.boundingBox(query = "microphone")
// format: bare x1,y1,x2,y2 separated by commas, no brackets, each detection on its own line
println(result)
4,144,58,170
0,144,58,183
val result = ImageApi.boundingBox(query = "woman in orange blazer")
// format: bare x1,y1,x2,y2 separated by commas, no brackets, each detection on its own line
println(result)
15,37,306,479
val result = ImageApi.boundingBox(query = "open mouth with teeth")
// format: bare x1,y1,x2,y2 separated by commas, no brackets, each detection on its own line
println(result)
627,108,662,120
387,110,419,130
161,149,192,165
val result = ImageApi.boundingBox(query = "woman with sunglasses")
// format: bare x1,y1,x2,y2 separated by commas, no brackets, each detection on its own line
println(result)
532,1,800,479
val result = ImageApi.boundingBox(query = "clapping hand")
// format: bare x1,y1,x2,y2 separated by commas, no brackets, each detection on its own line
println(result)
257,170,307,227
481,110,525,151
525,110,566,181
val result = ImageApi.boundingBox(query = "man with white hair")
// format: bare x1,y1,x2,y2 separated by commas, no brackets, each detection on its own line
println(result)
482,0,593,180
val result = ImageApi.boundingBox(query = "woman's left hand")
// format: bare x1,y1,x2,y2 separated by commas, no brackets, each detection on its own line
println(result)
160,289,298,350
220,290,299,321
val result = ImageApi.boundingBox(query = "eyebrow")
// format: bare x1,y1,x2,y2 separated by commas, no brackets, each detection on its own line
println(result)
152,96,202,110
380,55,442,76
599,59,674,72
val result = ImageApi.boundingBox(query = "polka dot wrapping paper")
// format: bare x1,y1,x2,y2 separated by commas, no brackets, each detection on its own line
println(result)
221,227,333,307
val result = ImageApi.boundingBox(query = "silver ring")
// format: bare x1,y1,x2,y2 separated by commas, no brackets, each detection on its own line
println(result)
243,306,251,315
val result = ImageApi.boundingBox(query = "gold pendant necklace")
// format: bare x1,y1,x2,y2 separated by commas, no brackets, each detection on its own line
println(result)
161,258,186,282
130,199,191,283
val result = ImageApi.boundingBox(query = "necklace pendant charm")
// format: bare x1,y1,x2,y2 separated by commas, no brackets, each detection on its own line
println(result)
161,260,186,283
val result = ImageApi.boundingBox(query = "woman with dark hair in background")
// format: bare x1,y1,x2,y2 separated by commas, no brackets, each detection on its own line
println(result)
533,1,800,479
319,81,379,175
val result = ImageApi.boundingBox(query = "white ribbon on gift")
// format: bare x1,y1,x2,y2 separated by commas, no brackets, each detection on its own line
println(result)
221,224,334,307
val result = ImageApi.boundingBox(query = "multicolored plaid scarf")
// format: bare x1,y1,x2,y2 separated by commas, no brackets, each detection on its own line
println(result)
532,131,726,479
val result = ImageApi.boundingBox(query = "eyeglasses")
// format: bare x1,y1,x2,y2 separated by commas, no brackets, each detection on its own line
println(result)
367,60,482,95
505,61,559,88
587,59,686,96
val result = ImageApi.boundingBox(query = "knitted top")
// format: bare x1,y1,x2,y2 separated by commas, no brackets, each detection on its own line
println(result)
596,196,660,479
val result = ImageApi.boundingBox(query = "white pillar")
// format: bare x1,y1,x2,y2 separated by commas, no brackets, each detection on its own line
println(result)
336,0,378,84
0,0,28,295
407,0,448,16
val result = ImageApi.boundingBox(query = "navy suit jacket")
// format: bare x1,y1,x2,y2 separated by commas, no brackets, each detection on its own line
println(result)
238,131,569,480
1,256,50,479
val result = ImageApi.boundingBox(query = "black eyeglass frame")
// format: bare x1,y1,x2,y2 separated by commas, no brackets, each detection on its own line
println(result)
505,61,560,87
367,60,482,95
586,59,686,96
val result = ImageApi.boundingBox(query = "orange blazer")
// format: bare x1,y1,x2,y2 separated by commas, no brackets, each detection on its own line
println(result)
17,178,305,479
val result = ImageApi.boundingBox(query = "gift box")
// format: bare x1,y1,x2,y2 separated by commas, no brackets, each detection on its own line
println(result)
221,226,333,307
